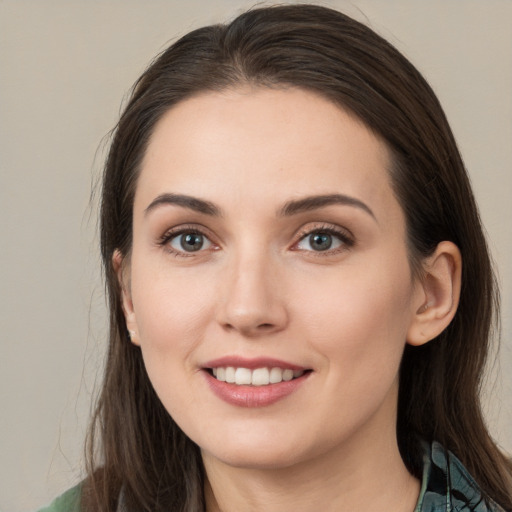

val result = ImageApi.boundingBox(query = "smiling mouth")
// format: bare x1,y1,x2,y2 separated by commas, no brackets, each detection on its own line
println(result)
208,367,309,386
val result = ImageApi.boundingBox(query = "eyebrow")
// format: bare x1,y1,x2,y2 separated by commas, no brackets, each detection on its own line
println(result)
144,192,376,221
144,193,221,217
279,194,376,220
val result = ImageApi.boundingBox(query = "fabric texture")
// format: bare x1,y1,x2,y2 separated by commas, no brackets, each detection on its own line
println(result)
414,441,506,512
37,442,507,511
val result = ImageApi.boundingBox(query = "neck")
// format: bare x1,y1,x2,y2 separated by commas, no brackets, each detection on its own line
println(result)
203,424,419,512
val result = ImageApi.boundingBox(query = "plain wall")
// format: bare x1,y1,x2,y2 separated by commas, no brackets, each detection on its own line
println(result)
1,1,511,510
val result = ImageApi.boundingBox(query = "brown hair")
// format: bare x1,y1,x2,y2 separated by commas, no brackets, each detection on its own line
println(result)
85,4,512,511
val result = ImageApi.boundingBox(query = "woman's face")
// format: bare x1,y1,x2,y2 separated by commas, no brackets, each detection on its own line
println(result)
121,87,425,469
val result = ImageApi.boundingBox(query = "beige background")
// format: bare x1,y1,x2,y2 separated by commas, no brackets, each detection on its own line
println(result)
1,1,511,510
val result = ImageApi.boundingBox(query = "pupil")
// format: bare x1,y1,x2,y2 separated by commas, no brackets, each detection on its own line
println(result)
181,233,203,251
311,233,332,251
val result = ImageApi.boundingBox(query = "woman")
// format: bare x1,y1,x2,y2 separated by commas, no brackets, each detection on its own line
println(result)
40,4,512,511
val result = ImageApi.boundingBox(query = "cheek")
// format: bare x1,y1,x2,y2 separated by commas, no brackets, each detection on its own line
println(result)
296,257,414,377
129,266,218,423
129,259,217,376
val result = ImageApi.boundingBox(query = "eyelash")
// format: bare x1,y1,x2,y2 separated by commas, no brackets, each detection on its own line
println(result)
158,223,355,257
158,224,217,258
292,224,355,255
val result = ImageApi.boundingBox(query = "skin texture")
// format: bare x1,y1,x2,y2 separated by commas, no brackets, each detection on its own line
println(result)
117,87,461,511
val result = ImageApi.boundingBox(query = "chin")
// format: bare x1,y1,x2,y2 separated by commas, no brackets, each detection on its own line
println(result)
197,426,333,472
203,444,305,471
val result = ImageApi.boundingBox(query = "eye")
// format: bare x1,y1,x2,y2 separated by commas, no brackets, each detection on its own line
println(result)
167,231,213,254
294,227,353,253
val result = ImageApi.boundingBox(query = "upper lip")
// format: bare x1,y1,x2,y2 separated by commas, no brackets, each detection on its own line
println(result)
203,356,307,371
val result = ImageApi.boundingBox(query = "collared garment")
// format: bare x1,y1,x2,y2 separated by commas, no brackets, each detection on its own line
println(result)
415,441,507,512
38,441,508,512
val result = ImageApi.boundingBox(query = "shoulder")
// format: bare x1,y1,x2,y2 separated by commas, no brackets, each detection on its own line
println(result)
36,484,81,512
416,441,508,512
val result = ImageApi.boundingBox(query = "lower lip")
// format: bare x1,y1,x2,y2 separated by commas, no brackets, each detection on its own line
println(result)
204,371,310,408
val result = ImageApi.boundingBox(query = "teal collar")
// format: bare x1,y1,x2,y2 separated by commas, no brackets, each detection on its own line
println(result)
415,441,504,511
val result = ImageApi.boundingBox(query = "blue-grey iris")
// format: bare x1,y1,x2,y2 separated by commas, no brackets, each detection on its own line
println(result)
181,233,204,251
310,233,332,251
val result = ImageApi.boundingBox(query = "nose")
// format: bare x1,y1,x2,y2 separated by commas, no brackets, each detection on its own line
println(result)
216,251,289,337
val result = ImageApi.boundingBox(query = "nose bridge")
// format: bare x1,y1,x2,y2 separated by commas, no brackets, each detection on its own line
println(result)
217,241,287,336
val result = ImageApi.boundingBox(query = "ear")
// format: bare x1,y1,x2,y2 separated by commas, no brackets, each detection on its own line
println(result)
113,249,140,346
407,241,462,346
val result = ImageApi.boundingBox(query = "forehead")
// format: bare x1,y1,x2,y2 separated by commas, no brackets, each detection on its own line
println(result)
136,87,400,223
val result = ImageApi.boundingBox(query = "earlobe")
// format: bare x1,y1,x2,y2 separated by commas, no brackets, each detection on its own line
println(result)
407,241,462,346
113,250,140,346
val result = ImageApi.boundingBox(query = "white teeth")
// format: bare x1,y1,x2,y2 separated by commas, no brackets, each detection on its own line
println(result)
282,369,294,381
211,366,305,386
235,367,252,385
251,368,270,386
216,367,226,381
225,366,236,383
269,367,283,384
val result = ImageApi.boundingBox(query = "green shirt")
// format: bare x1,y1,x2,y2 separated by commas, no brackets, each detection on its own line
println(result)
37,484,81,512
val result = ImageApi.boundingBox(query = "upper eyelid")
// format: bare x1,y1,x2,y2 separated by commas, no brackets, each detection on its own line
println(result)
159,223,215,241
294,222,354,240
